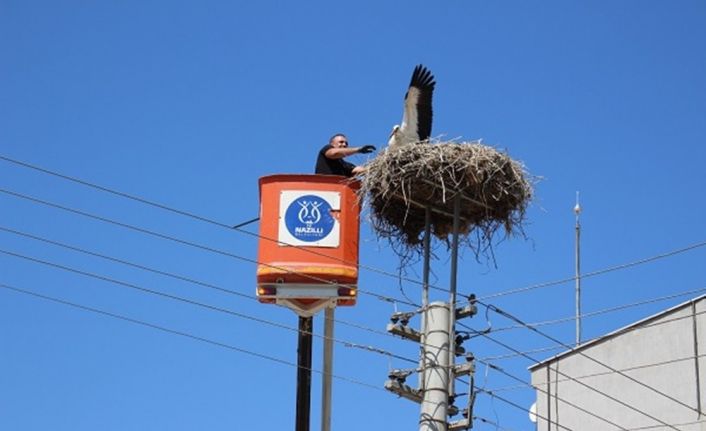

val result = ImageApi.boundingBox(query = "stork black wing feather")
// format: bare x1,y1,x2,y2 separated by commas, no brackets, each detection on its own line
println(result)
409,64,435,141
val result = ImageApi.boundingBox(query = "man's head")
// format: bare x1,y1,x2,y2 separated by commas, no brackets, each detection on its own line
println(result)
329,133,348,148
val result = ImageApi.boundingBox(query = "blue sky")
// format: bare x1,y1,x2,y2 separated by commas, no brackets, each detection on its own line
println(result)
2,1,705,430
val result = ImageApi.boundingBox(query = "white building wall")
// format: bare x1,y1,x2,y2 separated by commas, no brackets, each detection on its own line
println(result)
530,297,705,431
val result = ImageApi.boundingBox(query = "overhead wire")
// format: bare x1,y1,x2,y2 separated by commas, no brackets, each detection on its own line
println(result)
0,225,481,370
3,224,696,428
458,321,682,431
476,357,629,430
480,301,702,419
1,282,474,416
0,224,458,414
487,286,706,334
0,234,487,371
474,382,530,394
461,346,661,430
478,381,705,431
0,154,449,294
5,154,705,428
473,386,575,431
0,225,253,300
478,346,563,362
479,351,706,394
449,340,643,429
4,243,685,430
474,308,706,363
0,282,385,391
8,211,699,348
5,154,706,305
0,187,418,308
0,248,414,364
531,353,706,389
626,420,706,431
472,416,517,431
479,239,706,300
0,224,401,340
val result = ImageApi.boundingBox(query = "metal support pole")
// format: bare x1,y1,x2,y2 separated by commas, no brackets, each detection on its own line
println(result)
321,307,335,431
420,206,432,390
574,194,582,346
296,316,313,431
448,193,461,401
575,220,581,346
423,206,432,309
420,302,451,431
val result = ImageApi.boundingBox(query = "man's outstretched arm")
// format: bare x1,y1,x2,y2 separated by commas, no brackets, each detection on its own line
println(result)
325,145,376,159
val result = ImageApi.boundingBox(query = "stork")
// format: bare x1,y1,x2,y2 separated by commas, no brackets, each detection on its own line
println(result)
387,64,436,148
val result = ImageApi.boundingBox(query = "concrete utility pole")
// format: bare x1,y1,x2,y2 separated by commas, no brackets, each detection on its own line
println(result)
384,198,476,431
420,302,451,431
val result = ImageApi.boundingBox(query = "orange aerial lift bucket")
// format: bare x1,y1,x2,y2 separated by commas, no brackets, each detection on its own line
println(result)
256,174,361,316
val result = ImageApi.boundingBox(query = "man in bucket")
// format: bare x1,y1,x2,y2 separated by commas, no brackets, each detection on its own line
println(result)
315,133,375,177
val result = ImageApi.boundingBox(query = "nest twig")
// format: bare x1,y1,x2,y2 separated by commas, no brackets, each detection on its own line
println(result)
358,140,534,262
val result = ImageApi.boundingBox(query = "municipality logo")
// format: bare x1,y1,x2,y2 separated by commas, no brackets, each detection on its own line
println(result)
285,195,335,242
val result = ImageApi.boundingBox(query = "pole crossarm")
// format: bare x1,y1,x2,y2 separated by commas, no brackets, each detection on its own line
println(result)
385,379,423,403
387,322,423,342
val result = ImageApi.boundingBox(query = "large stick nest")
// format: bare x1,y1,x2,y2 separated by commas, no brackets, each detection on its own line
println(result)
358,141,534,260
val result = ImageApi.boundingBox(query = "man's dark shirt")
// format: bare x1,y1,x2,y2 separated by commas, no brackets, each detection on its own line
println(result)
315,144,356,177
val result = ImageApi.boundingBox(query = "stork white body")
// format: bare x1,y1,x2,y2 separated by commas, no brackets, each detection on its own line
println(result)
388,65,436,148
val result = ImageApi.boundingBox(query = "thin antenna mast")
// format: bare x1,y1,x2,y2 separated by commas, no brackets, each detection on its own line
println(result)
574,191,582,346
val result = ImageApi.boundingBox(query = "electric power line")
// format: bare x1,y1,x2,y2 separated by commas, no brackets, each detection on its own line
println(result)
462,335,694,430
459,321,682,431
0,248,413,364
472,416,517,431
5,154,706,305
474,307,706,363
478,346,563,362
8,217,700,351
0,282,383,391
5,155,705,428
626,419,706,431
479,240,706,300
479,383,705,431
4,244,692,430
531,353,706,389
6,182,704,324
474,387,576,431
483,300,702,416
0,187,419,308
488,286,706,334
475,383,531,394
0,224,403,341
0,281,470,416
0,155,450,295
0,242,484,370
0,225,254,300
2,227,697,428
476,358,629,430
0,224,497,370
477,349,706,394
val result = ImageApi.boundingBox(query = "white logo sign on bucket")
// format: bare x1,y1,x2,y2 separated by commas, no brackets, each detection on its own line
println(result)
279,190,341,247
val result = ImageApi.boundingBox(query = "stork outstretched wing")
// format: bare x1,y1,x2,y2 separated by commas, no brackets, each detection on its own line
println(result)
388,65,436,147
